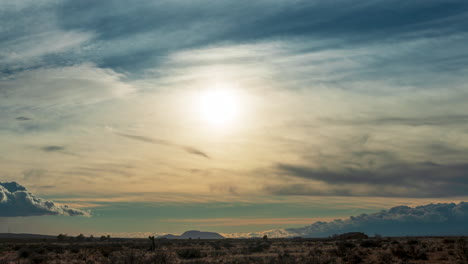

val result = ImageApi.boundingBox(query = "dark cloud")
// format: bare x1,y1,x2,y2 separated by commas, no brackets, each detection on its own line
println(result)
0,182,89,217
322,115,468,127
286,202,468,237
41,145,65,152
114,131,210,159
39,145,80,157
51,0,468,72
268,162,468,197
182,147,210,159
15,116,31,121
59,0,468,42
114,132,170,145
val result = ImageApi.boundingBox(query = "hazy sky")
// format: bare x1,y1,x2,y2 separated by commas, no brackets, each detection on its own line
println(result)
1,0,468,236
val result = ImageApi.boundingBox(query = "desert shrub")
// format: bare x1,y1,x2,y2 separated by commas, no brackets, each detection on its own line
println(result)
70,245,81,254
222,241,234,249
391,244,427,261
360,239,381,248
456,238,468,262
333,241,354,257
53,245,66,254
34,246,46,255
57,233,68,241
342,251,363,264
244,242,271,254
13,244,22,251
443,238,456,244
210,242,221,250
148,249,177,264
122,250,144,264
99,247,115,258
177,248,205,259
376,251,395,264
30,254,47,264
18,247,31,258
275,250,299,264
304,253,337,264
210,250,227,257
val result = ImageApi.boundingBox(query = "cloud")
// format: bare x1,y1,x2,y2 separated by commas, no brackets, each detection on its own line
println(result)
41,146,65,152
0,64,134,110
182,147,210,159
39,145,80,157
286,202,468,237
0,182,89,217
23,169,46,180
113,131,210,159
53,0,468,72
0,0,94,72
267,162,468,198
322,115,468,127
15,117,31,121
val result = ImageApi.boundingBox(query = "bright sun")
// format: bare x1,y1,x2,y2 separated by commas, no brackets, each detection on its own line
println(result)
198,88,240,126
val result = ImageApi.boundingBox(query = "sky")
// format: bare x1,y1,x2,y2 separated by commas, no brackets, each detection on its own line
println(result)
1,0,468,237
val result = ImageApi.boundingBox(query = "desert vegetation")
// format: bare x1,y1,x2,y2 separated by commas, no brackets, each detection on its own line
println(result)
0,235,467,264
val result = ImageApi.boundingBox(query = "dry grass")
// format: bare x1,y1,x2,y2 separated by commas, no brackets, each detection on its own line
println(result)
0,236,467,264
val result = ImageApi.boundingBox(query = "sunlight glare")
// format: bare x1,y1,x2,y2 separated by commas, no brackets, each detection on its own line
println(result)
198,87,240,126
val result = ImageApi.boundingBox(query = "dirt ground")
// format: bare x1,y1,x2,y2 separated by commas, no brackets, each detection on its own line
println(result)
0,236,467,264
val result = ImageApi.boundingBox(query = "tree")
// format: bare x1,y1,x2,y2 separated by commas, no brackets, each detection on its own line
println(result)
57,234,67,242
76,234,85,241
149,236,156,251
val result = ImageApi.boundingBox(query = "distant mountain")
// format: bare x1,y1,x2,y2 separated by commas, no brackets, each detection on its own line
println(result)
159,230,224,239
0,233,56,240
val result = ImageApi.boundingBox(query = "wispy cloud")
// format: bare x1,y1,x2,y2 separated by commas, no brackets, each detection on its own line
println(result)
39,145,80,157
113,131,210,159
15,116,31,121
265,162,468,198
41,146,65,152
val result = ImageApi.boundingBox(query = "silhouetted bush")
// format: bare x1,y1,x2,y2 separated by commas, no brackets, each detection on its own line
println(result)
456,238,468,262
244,242,271,254
176,248,205,259
18,247,31,258
360,239,381,248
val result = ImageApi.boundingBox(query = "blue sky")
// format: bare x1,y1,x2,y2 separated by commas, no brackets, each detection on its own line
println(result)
1,0,468,237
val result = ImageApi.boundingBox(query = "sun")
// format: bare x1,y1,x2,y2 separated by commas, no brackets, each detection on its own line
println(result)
198,88,240,126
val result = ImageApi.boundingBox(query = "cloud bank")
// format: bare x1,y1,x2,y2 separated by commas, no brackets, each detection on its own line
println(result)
0,182,89,217
286,202,468,237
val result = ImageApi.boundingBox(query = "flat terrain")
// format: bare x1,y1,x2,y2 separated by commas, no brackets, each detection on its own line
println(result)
0,236,467,263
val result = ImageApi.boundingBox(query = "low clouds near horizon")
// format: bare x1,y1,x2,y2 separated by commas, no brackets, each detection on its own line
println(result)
0,182,89,217
286,202,468,237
